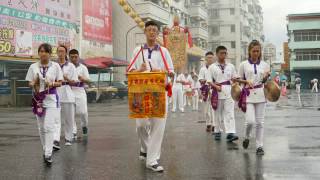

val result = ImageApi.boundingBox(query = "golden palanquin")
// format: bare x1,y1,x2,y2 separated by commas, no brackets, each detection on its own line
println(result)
128,72,167,119
164,29,187,70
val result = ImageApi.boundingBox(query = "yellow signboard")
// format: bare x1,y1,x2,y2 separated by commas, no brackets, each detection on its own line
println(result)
164,30,187,70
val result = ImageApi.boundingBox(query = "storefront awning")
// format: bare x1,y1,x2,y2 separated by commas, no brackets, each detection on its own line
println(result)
83,57,128,69
0,56,37,63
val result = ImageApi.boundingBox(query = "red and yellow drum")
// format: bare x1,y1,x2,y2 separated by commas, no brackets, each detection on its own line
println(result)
128,72,167,119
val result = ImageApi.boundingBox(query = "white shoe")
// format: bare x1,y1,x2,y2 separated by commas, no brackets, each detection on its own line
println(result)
147,164,164,172
65,140,72,146
171,109,176,113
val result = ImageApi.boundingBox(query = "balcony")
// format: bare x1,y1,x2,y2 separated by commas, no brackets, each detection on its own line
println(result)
289,41,320,50
135,1,170,25
290,59,320,70
188,6,208,21
190,26,208,39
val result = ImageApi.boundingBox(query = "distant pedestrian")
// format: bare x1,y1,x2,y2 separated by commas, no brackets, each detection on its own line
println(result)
295,77,301,94
311,78,318,93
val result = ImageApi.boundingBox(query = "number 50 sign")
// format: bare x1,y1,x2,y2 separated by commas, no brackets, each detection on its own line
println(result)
0,40,15,54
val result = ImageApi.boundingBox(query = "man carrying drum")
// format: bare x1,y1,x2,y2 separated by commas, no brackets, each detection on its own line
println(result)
127,21,174,172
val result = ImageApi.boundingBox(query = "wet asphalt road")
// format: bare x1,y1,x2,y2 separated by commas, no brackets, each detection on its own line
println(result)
1,90,320,180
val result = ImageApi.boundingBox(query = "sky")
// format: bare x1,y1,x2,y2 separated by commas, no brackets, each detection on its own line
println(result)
260,0,320,53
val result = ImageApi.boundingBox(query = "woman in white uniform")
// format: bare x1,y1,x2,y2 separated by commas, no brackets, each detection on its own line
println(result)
238,40,270,155
25,43,63,165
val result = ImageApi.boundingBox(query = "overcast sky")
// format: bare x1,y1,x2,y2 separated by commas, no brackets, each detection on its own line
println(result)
260,0,320,52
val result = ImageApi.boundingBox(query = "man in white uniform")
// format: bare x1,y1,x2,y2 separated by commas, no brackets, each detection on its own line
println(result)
312,78,318,93
191,75,201,111
128,21,174,172
295,76,301,94
172,68,186,113
54,45,78,148
207,46,239,142
198,51,215,132
69,49,90,139
26,43,63,165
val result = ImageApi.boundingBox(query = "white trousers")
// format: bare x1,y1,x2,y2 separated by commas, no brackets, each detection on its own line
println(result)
192,95,199,110
136,98,168,166
214,98,236,134
36,107,60,157
296,84,301,94
172,86,184,112
312,83,318,92
245,103,266,148
204,100,215,126
54,103,75,142
73,95,89,134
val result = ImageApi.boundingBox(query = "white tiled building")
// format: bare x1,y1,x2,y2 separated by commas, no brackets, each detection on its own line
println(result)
207,0,264,68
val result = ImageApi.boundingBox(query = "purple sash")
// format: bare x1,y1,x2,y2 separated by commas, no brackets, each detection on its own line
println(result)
211,81,231,110
32,87,58,117
70,82,85,87
200,83,210,102
238,84,263,112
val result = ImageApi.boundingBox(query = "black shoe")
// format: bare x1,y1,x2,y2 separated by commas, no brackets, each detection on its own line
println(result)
53,141,60,151
73,133,77,141
139,151,147,160
82,127,88,136
211,126,215,132
43,155,53,166
256,147,265,156
214,132,221,141
147,163,164,172
243,139,250,149
206,125,212,132
226,133,239,142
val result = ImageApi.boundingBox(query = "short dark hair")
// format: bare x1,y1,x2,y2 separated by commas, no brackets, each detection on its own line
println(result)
69,49,79,55
38,43,52,54
205,51,214,56
145,21,160,30
216,46,227,53
57,44,68,53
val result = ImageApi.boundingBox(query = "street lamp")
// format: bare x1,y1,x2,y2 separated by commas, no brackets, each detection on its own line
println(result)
126,25,139,62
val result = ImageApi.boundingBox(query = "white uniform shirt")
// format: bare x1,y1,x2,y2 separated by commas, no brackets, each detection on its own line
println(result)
198,66,210,82
57,61,78,103
238,60,270,103
173,73,185,89
25,61,63,108
207,62,238,99
128,44,174,73
71,63,90,96
191,80,201,96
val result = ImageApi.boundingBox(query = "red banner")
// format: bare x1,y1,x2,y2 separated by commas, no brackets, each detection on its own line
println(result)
83,0,112,43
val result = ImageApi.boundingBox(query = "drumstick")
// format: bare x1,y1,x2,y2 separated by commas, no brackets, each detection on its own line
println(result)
141,45,153,71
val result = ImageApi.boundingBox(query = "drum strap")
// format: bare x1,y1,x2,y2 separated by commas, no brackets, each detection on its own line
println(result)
126,47,143,72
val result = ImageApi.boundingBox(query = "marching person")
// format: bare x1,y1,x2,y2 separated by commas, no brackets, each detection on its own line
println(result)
172,68,186,113
207,46,239,142
295,76,301,94
183,72,192,107
26,43,63,165
311,78,318,93
191,74,201,111
127,21,174,172
199,51,215,132
54,45,78,147
238,40,270,155
69,49,90,139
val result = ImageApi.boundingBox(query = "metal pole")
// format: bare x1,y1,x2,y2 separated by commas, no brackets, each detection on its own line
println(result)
126,25,139,61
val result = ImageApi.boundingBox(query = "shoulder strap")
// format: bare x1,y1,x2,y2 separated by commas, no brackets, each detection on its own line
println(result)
126,47,143,72
159,47,170,72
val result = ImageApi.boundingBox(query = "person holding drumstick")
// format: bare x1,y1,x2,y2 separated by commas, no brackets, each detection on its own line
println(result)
127,21,174,172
